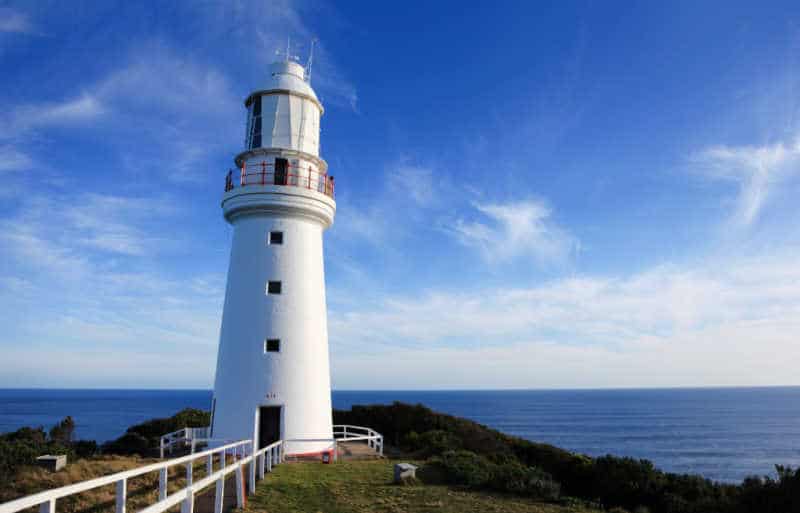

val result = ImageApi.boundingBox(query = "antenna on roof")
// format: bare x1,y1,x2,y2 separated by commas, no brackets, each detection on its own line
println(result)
306,38,318,83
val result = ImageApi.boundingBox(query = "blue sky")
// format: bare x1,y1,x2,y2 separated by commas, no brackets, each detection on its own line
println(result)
2,1,800,389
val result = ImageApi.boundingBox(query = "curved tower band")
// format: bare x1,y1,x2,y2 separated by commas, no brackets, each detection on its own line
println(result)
211,59,336,456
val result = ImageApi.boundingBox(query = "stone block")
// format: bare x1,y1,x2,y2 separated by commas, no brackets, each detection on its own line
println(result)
394,462,418,483
36,454,67,472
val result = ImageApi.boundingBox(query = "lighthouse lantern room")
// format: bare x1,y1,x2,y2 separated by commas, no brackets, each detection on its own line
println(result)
210,56,336,456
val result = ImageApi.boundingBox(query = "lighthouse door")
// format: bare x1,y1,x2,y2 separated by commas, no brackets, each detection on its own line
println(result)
258,406,281,449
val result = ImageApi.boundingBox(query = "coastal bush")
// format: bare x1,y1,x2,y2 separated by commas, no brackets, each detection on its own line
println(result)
334,402,800,513
421,449,560,500
0,422,74,486
404,429,462,456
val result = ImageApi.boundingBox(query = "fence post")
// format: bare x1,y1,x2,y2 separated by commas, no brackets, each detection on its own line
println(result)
267,450,272,472
186,461,193,486
214,476,224,513
221,450,227,468
206,453,213,475
235,465,244,508
181,489,194,513
160,438,165,459
115,478,126,513
259,453,265,479
159,468,168,501
39,498,55,513
249,456,256,493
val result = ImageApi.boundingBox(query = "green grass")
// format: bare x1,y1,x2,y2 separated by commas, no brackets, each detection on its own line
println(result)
245,459,601,513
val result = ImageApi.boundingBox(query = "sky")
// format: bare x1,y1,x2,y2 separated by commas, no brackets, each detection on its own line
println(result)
2,1,800,389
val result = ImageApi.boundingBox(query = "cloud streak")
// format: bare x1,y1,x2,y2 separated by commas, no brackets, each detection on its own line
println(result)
694,136,800,227
451,199,578,264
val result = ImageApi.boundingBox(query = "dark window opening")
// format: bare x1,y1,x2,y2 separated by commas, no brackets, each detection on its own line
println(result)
274,158,288,185
267,281,282,294
269,231,283,245
250,96,262,149
265,339,280,353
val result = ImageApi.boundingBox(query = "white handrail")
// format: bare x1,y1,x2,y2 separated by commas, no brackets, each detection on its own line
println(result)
160,426,210,458
332,424,384,456
0,439,285,513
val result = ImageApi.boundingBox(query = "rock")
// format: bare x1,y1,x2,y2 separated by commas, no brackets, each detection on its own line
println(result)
394,462,418,483
36,454,67,472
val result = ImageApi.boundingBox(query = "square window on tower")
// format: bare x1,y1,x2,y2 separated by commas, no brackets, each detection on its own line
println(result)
264,339,280,353
269,231,283,245
267,281,282,295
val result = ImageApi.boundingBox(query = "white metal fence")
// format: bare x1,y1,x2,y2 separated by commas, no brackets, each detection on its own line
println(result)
159,427,210,458
0,438,282,513
333,424,384,455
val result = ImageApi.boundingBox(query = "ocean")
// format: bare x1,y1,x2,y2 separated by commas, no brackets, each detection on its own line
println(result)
1,387,798,483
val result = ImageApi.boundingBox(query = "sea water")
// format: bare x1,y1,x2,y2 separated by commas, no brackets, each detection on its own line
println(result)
1,387,798,483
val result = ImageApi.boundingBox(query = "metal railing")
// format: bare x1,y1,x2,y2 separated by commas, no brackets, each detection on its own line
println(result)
224,161,335,198
0,439,284,513
333,424,384,456
159,427,210,458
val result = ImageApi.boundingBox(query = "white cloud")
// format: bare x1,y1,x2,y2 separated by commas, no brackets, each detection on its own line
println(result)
0,191,223,388
389,165,437,206
329,251,800,389
451,199,578,264
693,136,800,227
0,7,36,34
0,94,105,138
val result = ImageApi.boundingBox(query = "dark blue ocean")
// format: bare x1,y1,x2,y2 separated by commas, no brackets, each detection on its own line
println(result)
1,387,799,483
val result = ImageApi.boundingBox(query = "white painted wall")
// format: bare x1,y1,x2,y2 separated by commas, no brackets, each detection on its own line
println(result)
211,61,336,455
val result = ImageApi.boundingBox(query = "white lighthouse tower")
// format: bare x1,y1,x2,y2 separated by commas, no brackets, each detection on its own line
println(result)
210,56,336,456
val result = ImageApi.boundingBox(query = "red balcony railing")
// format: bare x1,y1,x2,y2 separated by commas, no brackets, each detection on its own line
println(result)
224,161,335,198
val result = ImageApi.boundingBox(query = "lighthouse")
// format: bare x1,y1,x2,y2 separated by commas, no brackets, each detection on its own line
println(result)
210,57,335,456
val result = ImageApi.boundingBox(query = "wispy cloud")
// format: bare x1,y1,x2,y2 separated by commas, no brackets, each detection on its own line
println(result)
694,136,800,228
0,190,222,388
450,199,578,264
388,165,437,206
0,7,37,34
0,94,105,138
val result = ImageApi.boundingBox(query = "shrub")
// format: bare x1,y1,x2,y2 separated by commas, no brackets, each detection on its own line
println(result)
429,450,492,488
49,417,75,445
422,450,560,500
404,429,462,457
72,440,98,458
490,459,560,500
101,433,149,456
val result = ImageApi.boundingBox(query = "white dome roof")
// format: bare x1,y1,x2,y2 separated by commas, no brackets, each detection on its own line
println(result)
266,61,318,102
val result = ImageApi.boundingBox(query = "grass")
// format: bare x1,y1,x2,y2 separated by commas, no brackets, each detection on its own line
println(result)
245,459,600,513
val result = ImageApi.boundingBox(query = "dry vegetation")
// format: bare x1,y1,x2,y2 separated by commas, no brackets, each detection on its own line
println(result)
1,455,226,513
